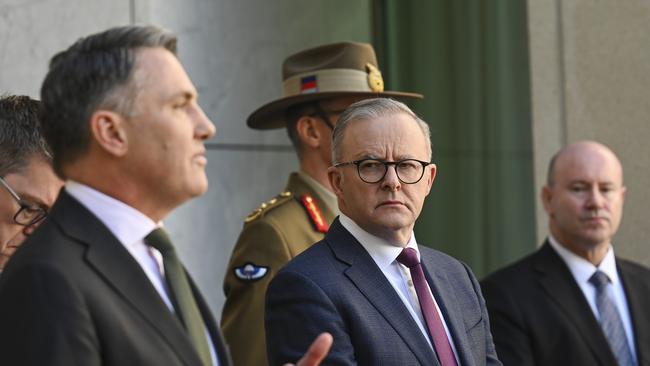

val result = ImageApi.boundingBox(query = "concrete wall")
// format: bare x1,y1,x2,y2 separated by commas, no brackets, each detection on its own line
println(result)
0,0,370,315
528,0,650,266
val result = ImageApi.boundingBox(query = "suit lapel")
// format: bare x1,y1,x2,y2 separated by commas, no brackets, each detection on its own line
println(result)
420,251,476,366
326,220,439,366
52,191,203,366
619,260,650,366
534,242,617,366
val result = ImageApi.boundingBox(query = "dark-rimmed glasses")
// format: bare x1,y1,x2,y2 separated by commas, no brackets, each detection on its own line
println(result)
0,177,48,226
334,158,431,184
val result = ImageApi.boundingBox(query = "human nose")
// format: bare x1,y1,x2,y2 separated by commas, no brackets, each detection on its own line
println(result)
380,164,401,191
585,186,606,209
194,104,217,140
22,221,42,236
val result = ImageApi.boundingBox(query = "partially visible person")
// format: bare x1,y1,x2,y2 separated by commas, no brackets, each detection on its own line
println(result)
222,41,422,366
482,141,650,366
266,98,501,365
0,26,329,366
0,95,62,270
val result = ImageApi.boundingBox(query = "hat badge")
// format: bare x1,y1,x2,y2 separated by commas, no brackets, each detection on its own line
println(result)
366,63,384,93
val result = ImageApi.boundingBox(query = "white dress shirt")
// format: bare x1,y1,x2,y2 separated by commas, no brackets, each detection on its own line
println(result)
339,214,459,363
548,235,637,363
66,181,219,365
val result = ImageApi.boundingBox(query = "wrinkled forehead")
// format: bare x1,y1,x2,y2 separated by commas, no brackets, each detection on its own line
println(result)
342,114,428,159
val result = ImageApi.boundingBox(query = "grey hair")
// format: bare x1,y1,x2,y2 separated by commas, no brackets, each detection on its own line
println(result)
0,95,52,177
40,25,177,178
331,98,432,163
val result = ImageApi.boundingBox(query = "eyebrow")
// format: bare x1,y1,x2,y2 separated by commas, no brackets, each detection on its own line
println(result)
172,91,197,102
15,191,50,210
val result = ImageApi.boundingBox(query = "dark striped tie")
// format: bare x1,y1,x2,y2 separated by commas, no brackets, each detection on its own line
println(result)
145,228,213,366
589,270,636,366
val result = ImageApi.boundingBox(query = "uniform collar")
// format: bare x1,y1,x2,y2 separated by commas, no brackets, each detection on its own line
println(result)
298,170,339,215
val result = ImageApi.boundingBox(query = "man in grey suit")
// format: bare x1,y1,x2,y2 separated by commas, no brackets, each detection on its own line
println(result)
266,98,501,365
0,25,330,366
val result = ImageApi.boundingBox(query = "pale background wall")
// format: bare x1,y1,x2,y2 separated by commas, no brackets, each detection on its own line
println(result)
528,0,650,266
0,0,370,316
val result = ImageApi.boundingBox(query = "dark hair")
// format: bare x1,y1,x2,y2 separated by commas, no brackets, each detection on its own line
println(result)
40,25,177,177
0,95,52,177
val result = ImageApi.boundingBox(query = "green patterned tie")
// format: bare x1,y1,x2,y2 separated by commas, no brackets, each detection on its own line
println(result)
145,228,213,366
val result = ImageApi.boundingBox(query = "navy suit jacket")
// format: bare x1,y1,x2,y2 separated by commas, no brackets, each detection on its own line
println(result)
0,190,231,366
481,241,650,366
265,218,501,366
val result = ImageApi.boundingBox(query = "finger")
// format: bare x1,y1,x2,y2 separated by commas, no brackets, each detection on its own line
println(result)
296,332,333,366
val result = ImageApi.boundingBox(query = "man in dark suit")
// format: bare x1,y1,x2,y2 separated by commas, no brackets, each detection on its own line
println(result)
266,98,501,365
0,95,62,271
482,141,650,366
0,25,330,366
222,42,422,366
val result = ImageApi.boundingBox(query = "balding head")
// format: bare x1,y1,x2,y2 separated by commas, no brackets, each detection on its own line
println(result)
546,141,623,187
542,141,625,264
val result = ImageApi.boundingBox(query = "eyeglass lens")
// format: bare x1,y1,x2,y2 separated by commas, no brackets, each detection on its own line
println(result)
358,159,425,184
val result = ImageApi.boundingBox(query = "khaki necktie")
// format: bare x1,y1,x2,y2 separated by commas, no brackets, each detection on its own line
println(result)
145,228,213,366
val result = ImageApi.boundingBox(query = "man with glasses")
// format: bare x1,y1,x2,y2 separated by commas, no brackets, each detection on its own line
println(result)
0,95,62,271
265,98,501,365
222,42,421,366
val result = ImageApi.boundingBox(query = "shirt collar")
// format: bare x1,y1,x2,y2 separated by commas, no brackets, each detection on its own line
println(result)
298,170,339,215
339,213,419,270
548,234,619,285
65,181,158,248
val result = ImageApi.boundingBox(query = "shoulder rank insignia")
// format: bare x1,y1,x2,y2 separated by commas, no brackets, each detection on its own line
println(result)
233,262,268,282
245,191,293,223
300,194,329,233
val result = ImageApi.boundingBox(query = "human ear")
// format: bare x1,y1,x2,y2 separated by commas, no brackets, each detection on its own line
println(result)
327,166,345,200
423,164,437,195
89,110,128,157
296,116,323,149
541,185,553,215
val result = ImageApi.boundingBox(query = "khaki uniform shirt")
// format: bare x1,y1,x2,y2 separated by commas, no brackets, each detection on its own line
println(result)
221,172,337,366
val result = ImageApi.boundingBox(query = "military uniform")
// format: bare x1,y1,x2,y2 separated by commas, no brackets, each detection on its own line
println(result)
221,172,336,366
222,41,421,365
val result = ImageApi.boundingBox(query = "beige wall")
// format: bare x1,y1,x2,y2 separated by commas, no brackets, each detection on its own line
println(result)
528,0,650,266
0,0,371,315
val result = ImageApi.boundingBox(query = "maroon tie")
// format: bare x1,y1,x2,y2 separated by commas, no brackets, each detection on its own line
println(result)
397,247,458,366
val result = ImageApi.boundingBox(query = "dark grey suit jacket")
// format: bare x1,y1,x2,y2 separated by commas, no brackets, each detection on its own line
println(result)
265,218,501,366
0,190,231,366
481,241,650,366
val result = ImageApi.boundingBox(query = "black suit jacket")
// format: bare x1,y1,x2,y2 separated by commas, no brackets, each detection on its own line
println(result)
266,218,501,366
481,241,650,366
0,190,231,366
